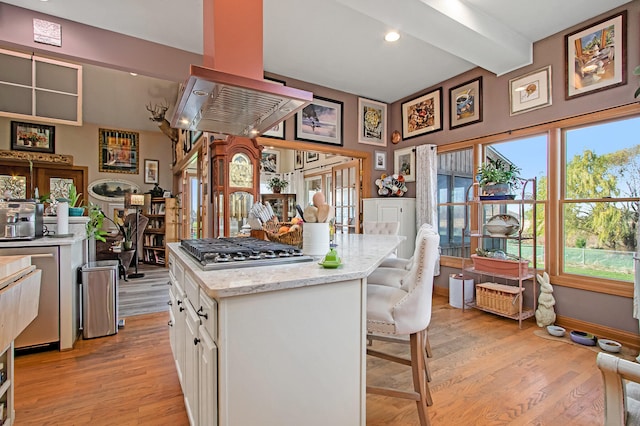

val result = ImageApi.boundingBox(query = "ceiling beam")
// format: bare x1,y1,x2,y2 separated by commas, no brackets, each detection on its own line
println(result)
337,0,532,76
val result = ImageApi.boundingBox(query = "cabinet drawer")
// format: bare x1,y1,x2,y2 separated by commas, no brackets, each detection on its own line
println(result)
198,292,217,340
169,254,184,286
184,271,199,307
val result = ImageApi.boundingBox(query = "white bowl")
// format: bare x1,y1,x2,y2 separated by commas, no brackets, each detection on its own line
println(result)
546,325,566,337
485,214,520,236
598,339,622,353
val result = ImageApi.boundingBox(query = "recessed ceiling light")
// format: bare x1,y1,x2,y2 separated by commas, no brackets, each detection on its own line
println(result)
384,31,400,42
129,72,138,76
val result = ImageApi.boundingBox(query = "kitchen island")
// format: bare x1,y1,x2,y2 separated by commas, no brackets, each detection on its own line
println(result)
167,233,405,426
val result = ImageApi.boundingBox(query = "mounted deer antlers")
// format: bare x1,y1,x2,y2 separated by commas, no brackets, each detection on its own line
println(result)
146,102,178,143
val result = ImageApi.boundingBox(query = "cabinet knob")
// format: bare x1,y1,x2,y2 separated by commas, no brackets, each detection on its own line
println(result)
194,337,200,345
177,299,182,305
167,280,172,286
168,320,173,327
167,300,172,306
179,307,184,312
197,307,208,320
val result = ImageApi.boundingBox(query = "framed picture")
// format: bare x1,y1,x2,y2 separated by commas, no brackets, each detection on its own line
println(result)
401,88,442,140
509,66,552,115
294,150,304,170
261,149,279,173
10,121,55,153
374,151,387,171
262,77,286,139
295,96,343,146
565,11,626,100
144,159,159,184
99,128,139,174
88,179,140,202
449,77,483,129
306,152,319,163
394,147,415,183
357,97,387,146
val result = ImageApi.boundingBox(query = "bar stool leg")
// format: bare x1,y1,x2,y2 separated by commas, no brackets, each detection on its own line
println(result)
411,332,431,425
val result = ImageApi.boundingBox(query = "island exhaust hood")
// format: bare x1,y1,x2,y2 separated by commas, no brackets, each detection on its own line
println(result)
170,0,313,137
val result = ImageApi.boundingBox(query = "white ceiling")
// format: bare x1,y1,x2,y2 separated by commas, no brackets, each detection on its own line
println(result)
1,0,632,129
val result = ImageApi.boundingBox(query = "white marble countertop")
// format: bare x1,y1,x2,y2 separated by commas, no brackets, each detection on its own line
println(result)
169,233,405,299
0,235,85,247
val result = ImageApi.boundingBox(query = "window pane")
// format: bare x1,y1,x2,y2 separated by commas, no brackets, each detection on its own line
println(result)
565,116,640,200
485,134,547,200
437,175,450,203
453,176,472,202
563,202,637,282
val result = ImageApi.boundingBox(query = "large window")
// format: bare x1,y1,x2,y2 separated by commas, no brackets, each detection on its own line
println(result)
437,149,473,257
563,116,640,282
437,109,639,294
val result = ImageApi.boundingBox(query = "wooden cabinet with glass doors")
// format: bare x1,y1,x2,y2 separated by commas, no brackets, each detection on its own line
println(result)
261,194,296,222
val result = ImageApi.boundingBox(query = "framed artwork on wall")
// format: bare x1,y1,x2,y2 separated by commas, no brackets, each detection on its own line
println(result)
401,88,442,139
305,152,319,163
98,128,139,174
88,179,140,202
294,150,304,170
509,66,552,115
565,11,626,100
295,96,343,146
374,151,387,171
394,147,416,182
261,149,279,173
449,77,483,129
357,97,387,146
144,159,159,184
262,77,286,139
10,121,55,154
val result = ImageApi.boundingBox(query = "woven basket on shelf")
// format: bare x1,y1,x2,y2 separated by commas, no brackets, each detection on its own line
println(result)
263,221,303,248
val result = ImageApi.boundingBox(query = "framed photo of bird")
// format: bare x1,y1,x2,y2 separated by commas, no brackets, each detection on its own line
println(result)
509,66,552,116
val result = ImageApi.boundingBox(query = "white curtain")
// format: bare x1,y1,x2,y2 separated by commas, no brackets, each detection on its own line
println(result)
283,170,304,209
416,144,440,276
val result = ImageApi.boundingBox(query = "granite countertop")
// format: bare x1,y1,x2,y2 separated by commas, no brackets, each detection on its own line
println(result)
168,233,405,299
0,234,86,247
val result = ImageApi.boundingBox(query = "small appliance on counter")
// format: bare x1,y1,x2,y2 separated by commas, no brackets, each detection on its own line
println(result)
0,200,44,241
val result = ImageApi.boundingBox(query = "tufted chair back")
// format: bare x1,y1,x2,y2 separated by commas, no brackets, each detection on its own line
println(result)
363,221,400,235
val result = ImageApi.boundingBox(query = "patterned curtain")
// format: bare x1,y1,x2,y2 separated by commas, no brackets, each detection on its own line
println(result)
416,144,440,275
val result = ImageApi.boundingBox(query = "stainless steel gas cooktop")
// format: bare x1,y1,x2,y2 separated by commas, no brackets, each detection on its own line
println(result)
180,237,313,270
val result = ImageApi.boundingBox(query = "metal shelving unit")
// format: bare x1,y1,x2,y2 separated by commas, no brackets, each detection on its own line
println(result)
462,178,539,328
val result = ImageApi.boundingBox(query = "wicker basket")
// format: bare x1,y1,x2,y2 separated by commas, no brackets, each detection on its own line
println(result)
475,282,523,315
263,221,303,248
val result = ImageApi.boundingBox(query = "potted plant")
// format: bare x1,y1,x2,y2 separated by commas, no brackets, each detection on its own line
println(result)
86,203,109,261
267,177,288,194
66,183,85,216
122,224,134,250
477,158,521,197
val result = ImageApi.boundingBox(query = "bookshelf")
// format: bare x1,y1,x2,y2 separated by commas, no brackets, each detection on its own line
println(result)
143,197,178,267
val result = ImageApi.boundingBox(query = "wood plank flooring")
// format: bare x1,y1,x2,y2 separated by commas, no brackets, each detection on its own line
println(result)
118,263,170,318
14,296,607,425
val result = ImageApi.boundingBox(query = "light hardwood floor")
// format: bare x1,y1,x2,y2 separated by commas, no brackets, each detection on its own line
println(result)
14,296,607,425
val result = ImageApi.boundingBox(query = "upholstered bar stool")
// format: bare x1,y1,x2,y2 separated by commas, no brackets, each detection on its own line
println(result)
368,224,435,361
366,227,439,426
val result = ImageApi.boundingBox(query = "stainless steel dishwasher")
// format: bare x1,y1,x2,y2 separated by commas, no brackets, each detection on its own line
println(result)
0,246,60,348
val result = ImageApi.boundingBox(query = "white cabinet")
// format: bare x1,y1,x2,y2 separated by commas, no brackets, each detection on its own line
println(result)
362,198,416,258
198,325,217,426
184,302,200,425
169,253,217,426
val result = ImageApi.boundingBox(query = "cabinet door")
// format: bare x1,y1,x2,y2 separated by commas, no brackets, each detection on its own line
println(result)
184,302,200,425
171,285,186,390
199,326,218,426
